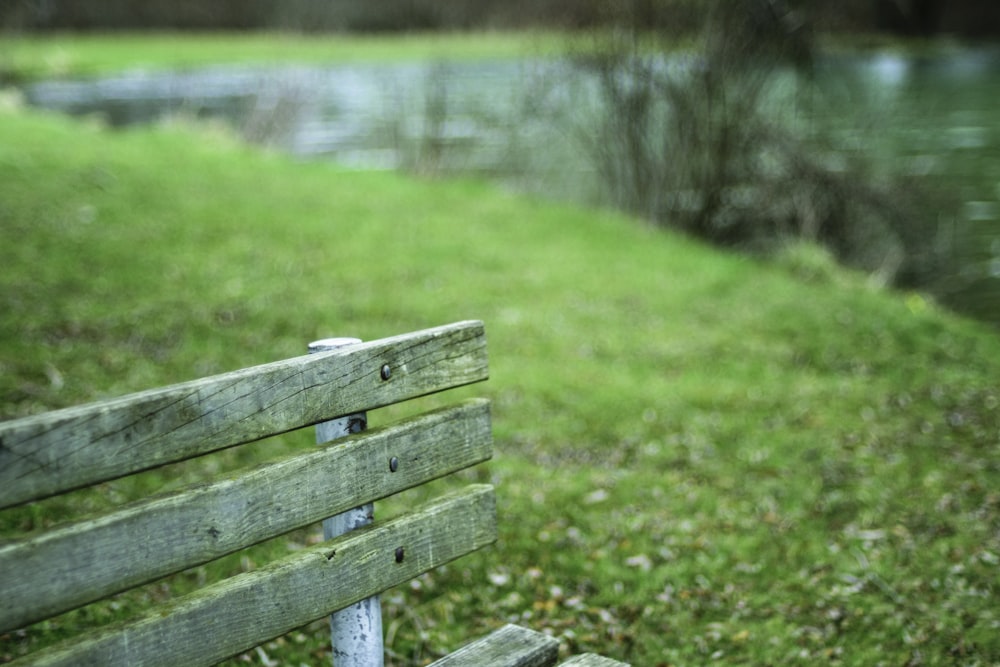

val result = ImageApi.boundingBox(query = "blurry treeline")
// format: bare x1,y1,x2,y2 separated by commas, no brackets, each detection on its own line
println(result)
3,0,999,36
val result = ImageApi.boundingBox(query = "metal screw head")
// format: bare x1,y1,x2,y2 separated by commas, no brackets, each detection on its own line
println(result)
395,547,405,563
380,364,392,381
389,456,399,473
347,416,367,434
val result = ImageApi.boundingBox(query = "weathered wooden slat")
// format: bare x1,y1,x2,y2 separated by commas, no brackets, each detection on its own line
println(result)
430,624,559,667
0,399,492,633
13,485,497,667
0,320,488,508
558,655,630,666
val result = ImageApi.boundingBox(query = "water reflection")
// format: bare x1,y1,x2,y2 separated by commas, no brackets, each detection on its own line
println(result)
869,52,910,87
20,48,1000,324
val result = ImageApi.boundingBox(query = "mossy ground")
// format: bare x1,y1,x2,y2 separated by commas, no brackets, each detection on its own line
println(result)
1,35,999,665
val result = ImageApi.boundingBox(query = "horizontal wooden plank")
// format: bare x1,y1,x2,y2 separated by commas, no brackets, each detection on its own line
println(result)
15,484,497,667
559,655,630,666
0,399,492,633
430,624,559,667
0,320,488,508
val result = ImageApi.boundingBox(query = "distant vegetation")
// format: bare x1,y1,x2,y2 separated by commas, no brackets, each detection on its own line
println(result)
566,1,958,293
1,3,993,319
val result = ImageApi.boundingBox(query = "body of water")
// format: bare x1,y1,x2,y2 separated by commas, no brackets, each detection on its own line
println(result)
21,47,1000,324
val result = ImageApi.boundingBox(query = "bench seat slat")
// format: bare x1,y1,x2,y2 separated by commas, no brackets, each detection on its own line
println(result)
0,399,492,633
430,624,560,667
12,484,497,667
0,320,488,508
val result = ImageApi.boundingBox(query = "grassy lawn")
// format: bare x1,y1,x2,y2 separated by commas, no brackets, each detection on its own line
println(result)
1,41,999,665
0,30,565,80
0,28,963,83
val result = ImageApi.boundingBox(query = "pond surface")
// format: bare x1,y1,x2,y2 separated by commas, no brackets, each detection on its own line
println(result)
21,48,1000,325
23,60,541,169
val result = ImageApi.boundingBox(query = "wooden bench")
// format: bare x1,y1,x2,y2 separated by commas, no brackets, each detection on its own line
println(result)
0,320,628,666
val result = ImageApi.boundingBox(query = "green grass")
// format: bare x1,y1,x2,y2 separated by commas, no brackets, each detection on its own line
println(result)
1,103,999,665
0,30,565,81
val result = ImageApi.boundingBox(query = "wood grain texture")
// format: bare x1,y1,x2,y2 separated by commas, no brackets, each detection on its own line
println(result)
0,320,487,508
0,399,492,633
14,485,497,667
429,624,560,667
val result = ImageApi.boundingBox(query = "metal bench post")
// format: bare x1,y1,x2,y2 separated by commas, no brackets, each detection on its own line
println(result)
309,337,384,667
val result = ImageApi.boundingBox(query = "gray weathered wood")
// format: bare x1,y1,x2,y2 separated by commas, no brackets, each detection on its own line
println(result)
309,335,384,667
429,624,560,667
0,320,488,508
558,655,630,666
12,485,497,667
1,321,631,666
310,336,384,667
0,399,492,633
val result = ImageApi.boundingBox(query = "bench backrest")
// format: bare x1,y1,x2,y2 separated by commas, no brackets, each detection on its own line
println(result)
0,320,493,666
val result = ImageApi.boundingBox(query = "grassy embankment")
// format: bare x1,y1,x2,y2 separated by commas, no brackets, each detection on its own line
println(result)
2,34,999,666
0,30,564,81
0,25,939,83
